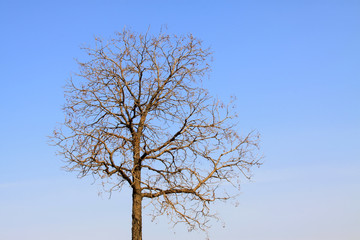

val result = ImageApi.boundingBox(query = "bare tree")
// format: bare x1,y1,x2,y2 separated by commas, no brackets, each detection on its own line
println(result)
51,29,261,240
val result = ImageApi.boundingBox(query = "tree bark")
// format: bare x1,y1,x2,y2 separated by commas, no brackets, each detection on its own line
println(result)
132,137,142,240
131,185,142,240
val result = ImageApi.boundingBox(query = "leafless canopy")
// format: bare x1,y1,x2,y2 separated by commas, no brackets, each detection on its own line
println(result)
51,29,261,235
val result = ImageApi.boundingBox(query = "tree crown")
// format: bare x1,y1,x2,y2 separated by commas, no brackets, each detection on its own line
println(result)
51,29,261,231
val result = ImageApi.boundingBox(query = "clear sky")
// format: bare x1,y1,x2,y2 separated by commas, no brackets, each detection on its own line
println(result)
1,0,359,239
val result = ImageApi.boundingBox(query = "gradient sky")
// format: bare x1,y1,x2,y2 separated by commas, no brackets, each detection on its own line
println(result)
1,0,359,239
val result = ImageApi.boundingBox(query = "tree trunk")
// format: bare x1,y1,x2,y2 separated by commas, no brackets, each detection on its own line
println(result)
132,186,142,240
132,128,143,240
132,145,142,240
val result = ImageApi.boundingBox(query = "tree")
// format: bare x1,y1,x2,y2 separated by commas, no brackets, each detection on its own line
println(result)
51,29,261,240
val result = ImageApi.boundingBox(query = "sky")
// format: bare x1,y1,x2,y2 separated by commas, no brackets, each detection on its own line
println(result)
0,0,359,239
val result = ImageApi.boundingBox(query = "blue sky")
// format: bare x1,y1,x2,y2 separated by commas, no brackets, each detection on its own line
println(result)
1,0,359,239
